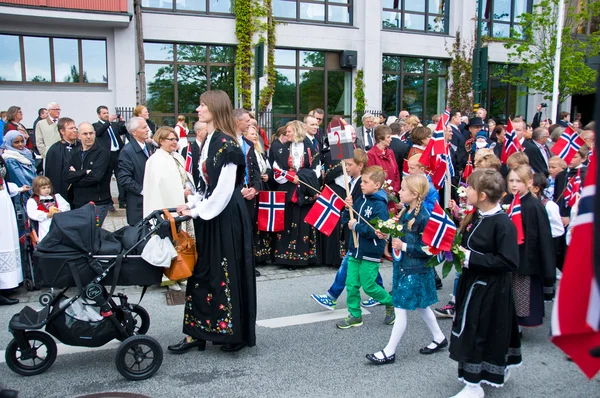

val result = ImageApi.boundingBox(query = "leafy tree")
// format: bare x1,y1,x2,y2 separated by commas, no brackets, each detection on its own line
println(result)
64,65,88,83
500,0,600,104
447,31,473,113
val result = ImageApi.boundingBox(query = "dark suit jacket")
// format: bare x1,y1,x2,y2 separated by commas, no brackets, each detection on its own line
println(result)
389,137,410,179
523,139,549,176
357,126,374,150
181,141,201,187
118,140,152,225
93,120,125,152
450,125,468,172
531,111,543,129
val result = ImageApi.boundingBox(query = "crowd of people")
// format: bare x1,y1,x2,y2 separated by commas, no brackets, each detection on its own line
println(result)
0,94,595,397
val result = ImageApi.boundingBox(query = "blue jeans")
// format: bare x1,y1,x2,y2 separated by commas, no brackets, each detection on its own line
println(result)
327,253,385,300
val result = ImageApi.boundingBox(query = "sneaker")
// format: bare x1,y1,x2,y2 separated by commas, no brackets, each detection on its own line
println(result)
361,297,381,308
449,384,485,398
336,315,363,329
168,283,182,292
311,294,336,311
384,306,396,325
434,301,455,318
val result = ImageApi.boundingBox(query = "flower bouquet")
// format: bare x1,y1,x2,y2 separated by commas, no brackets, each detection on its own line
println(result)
423,231,465,279
370,217,405,261
383,179,399,204
451,183,474,221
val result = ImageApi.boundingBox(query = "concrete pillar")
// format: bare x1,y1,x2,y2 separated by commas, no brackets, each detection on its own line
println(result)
360,0,382,111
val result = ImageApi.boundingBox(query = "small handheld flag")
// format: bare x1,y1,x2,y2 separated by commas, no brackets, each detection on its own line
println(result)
304,185,346,236
422,201,457,251
507,194,525,244
257,191,286,232
551,126,586,165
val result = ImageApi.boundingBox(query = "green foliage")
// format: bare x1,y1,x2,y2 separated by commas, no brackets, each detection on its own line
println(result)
354,69,365,125
64,65,88,83
234,0,255,109
258,0,276,111
447,31,473,113
500,0,600,104
424,232,465,279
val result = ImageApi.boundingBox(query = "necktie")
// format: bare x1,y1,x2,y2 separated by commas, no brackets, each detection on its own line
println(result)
143,145,149,157
53,119,57,124
108,125,118,148
543,145,551,159
367,129,373,148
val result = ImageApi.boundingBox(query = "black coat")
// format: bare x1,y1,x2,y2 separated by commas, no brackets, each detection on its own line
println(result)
65,143,111,208
389,137,410,180
181,141,201,187
450,125,468,172
522,139,549,176
553,166,588,217
118,141,152,225
531,111,543,129
92,120,125,152
44,140,81,199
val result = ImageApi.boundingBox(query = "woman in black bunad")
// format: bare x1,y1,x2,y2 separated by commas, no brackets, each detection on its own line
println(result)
271,120,320,270
169,90,256,353
267,126,288,189
449,169,522,398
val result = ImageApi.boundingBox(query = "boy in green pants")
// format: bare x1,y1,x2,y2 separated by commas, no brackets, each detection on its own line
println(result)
337,166,395,329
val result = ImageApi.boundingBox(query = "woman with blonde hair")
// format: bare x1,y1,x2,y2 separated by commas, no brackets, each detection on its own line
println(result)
134,105,156,137
271,120,320,269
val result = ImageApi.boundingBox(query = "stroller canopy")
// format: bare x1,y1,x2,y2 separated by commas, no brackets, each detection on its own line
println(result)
36,203,101,255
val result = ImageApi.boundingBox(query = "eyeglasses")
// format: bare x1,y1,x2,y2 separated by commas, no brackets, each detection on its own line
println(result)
164,137,178,142
49,108,61,111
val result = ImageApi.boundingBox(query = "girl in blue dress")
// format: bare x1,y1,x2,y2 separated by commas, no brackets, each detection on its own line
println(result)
366,174,446,364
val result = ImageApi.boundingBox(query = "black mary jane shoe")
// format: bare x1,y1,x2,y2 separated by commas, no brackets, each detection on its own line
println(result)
220,343,246,352
419,338,448,355
168,337,206,354
365,351,396,365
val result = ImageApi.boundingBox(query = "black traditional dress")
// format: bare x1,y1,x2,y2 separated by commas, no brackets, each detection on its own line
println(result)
318,150,345,267
183,131,256,346
449,205,522,387
271,137,320,267
254,149,274,263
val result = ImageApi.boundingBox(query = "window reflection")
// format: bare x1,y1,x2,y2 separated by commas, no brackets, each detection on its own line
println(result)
24,36,51,82
142,0,232,13
273,0,297,18
177,0,205,11
483,0,532,38
209,0,232,13
54,38,79,83
82,40,107,83
177,64,207,114
177,44,206,62
273,0,352,25
0,34,22,81
382,0,448,34
146,63,175,114
144,43,174,61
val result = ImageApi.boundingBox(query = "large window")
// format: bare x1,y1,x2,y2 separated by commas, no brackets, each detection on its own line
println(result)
382,0,449,34
273,0,353,25
141,0,233,14
272,49,352,129
0,34,107,84
144,42,235,127
382,55,448,124
484,64,527,122
481,0,532,38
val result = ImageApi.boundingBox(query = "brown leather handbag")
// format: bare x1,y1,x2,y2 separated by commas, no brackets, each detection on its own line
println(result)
163,209,198,281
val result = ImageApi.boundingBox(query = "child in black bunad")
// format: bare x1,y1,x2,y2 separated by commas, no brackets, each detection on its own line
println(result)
449,169,522,398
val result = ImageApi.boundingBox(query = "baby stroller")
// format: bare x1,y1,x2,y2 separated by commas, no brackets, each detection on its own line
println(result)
18,192,39,292
5,203,189,381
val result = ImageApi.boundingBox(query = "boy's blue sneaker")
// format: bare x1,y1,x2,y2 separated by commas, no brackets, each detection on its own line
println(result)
311,294,336,311
336,315,363,329
361,297,381,308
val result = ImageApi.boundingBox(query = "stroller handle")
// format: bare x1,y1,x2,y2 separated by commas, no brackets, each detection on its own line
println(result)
173,215,192,223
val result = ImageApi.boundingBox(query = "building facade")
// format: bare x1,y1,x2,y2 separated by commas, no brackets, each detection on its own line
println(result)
0,0,576,130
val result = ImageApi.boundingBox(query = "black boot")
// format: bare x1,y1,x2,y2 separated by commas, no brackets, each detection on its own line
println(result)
0,389,19,398
167,337,206,354
0,291,18,306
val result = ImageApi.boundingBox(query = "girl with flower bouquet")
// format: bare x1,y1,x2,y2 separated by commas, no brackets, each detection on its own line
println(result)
366,174,446,365
448,169,521,398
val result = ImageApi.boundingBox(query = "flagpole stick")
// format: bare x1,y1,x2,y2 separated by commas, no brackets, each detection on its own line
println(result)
341,160,359,247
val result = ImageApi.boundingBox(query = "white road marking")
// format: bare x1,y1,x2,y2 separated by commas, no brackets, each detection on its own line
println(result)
256,309,371,329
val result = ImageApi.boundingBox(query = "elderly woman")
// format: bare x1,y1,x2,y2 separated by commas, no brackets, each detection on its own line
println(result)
368,125,400,193
134,105,157,138
2,131,36,195
4,106,33,150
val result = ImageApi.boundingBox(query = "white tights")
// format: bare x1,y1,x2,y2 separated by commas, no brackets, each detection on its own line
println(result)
377,307,446,358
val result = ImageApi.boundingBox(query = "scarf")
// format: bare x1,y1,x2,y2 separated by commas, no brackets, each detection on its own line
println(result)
2,130,34,163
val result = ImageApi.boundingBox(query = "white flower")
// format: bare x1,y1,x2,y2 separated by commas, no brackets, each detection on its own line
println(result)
422,246,433,256
396,225,403,232
502,204,510,211
378,221,383,228
386,179,392,185
457,186,468,198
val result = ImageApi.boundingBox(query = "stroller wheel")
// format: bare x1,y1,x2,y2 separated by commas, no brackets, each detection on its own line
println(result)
39,293,53,306
5,331,57,376
115,335,163,381
130,305,150,335
24,279,34,291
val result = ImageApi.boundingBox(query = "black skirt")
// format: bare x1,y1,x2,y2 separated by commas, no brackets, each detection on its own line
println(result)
273,203,318,267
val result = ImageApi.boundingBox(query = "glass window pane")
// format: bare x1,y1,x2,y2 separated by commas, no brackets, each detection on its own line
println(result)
493,0,511,21
176,0,205,12
209,0,232,13
405,0,425,13
0,34,22,81
273,0,296,18
382,74,400,117
143,0,173,9
493,23,510,38
144,42,174,61
300,51,324,68
515,0,528,19
82,40,107,83
177,44,206,62
146,63,175,114
273,68,296,114
209,46,234,63
329,0,349,4
382,10,401,29
275,49,296,66
327,71,351,116
404,13,425,30
300,3,325,21
404,58,424,74
426,75,446,122
210,66,235,100
177,64,206,114
328,5,350,23
53,38,79,83
428,16,445,32
382,0,397,8
402,76,424,119
427,59,446,75
429,0,445,14
382,55,401,72
299,69,324,114
24,36,50,82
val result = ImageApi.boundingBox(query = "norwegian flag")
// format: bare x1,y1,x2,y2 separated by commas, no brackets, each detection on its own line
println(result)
501,119,524,164
422,201,456,251
442,107,451,126
184,143,193,174
430,153,452,190
463,154,474,181
507,194,525,244
564,168,583,208
257,191,286,232
274,167,297,183
304,185,346,236
419,117,446,169
551,155,600,379
551,125,586,165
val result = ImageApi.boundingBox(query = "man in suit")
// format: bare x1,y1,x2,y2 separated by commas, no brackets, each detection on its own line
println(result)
35,102,61,158
356,113,376,150
44,117,81,200
181,122,204,187
93,105,126,210
304,115,321,152
523,127,551,175
449,109,467,173
388,122,410,182
310,108,325,148
118,117,152,225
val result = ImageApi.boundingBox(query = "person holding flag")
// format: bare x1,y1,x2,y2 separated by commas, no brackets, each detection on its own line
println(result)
449,169,521,398
505,165,556,329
